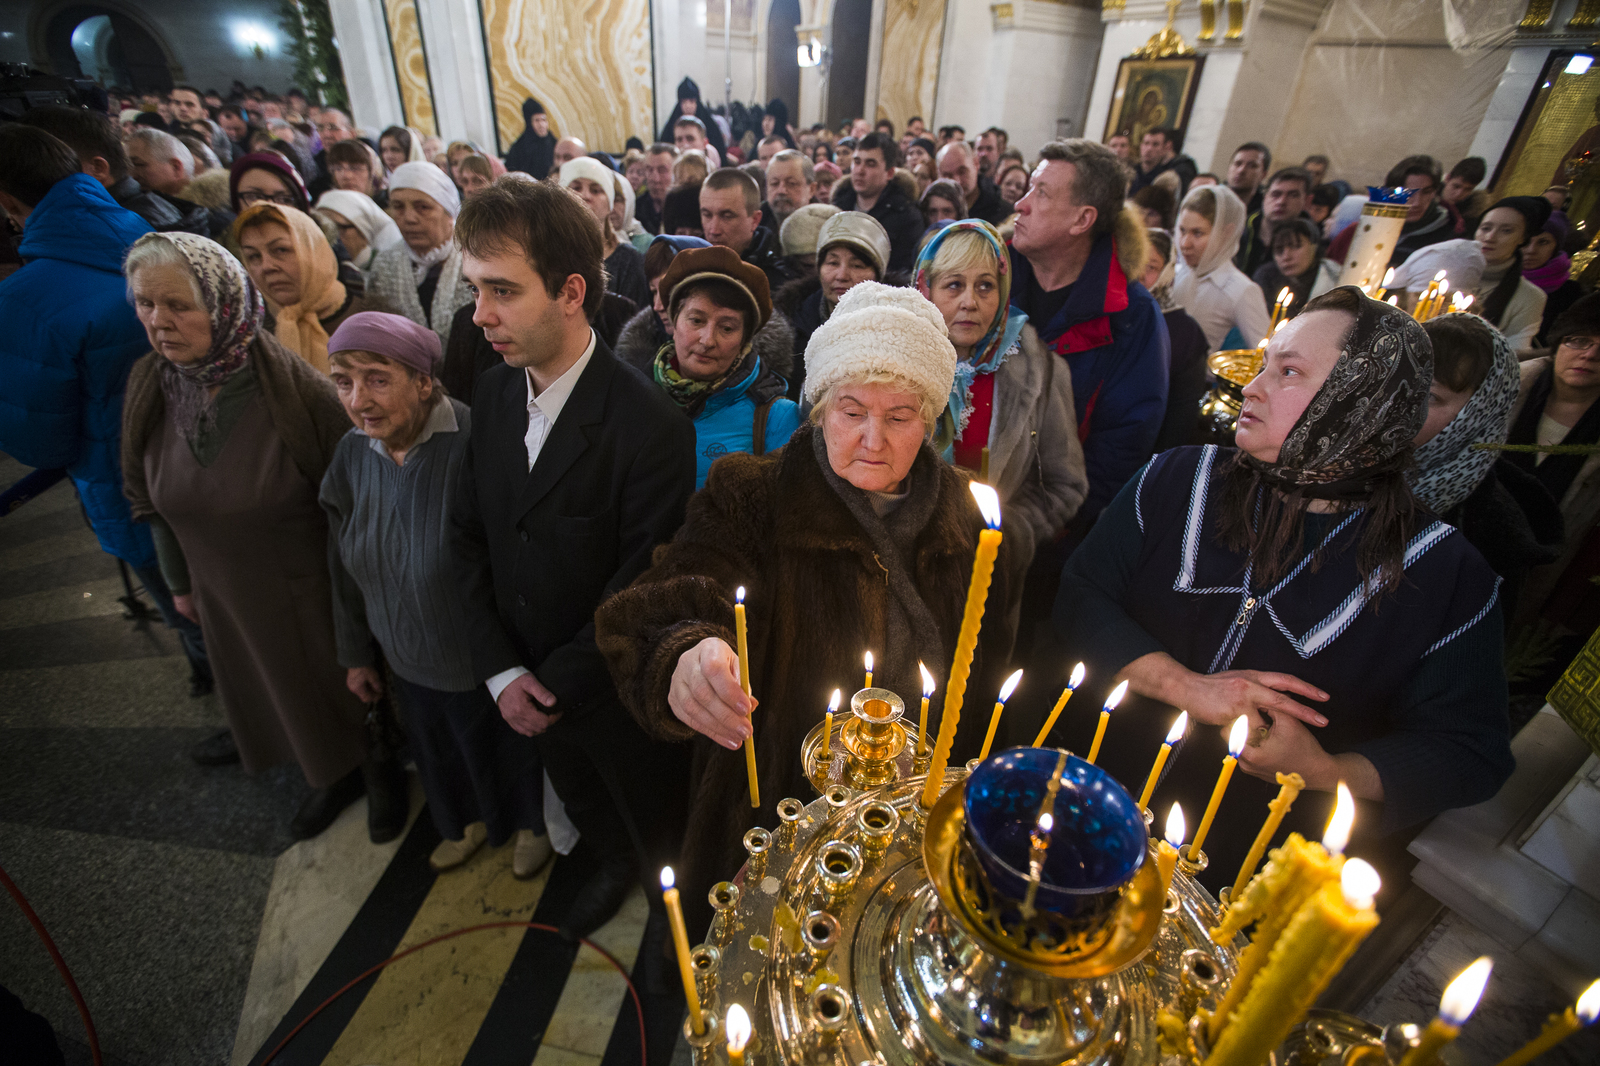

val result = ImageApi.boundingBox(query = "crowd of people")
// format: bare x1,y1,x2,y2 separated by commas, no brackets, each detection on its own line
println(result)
5,73,1600,944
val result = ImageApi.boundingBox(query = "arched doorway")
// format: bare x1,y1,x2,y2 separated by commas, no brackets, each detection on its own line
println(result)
765,0,801,124
44,5,173,93
825,0,871,132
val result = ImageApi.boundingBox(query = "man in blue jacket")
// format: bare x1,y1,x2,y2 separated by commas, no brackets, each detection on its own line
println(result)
0,125,212,705
1008,138,1171,651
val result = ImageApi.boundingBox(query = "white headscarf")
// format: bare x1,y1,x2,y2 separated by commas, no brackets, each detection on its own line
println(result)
1171,184,1248,312
558,157,618,205
389,160,461,217
1391,238,1485,300
315,190,405,270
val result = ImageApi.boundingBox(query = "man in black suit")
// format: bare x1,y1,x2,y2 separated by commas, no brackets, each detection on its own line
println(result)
452,179,696,938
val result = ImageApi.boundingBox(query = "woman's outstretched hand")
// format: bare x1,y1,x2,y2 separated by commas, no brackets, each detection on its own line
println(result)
1121,652,1330,731
670,637,757,750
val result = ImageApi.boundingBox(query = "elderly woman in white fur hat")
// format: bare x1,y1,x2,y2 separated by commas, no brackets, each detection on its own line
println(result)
597,281,1020,933
366,160,474,349
559,156,652,309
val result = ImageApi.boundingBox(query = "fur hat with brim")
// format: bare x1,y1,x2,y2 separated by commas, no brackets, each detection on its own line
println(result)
660,245,773,335
816,210,891,278
1548,291,1600,347
802,281,956,409
779,203,841,257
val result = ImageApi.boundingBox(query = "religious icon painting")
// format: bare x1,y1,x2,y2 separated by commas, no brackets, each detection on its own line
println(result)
1490,49,1600,239
1104,55,1205,147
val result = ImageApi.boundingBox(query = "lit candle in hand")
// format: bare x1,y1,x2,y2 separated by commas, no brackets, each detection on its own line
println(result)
1086,679,1127,765
725,1003,751,1066
917,662,935,756
1137,711,1188,813
661,867,705,1034
734,587,759,809
1399,956,1493,1066
1493,978,1600,1066
979,669,1024,760
864,650,873,689
1157,803,1184,901
1188,716,1247,860
1031,662,1085,747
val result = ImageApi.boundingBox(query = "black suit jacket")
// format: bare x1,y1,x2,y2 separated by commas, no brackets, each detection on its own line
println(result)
452,338,696,723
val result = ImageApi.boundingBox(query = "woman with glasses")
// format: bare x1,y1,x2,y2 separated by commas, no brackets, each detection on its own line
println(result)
326,140,388,209
229,151,310,215
1506,293,1600,622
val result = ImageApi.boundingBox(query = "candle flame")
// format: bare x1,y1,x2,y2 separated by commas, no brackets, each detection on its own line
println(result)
1434,269,1448,282
864,650,873,673
1577,977,1600,1024
1105,679,1129,711
660,866,675,890
1164,802,1186,846
1281,290,1294,308
726,1003,751,1051
999,668,1024,702
1383,267,1396,287
1037,810,1054,834
1227,715,1248,756
1259,337,1272,349
1277,286,1290,303
1387,295,1399,306
1440,956,1493,1025
969,482,1002,528
1323,782,1355,855
736,585,745,604
1274,318,1289,332
1458,293,1474,310
1165,710,1189,744
828,688,842,712
1340,858,1381,909
919,661,936,696
1069,662,1086,689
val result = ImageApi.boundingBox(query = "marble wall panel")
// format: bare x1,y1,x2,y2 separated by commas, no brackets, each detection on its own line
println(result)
479,0,655,154
382,0,439,136
876,0,947,130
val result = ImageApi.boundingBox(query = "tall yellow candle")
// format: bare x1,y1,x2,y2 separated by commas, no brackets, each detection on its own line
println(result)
725,1003,751,1066
1085,679,1126,764
823,688,840,756
1493,979,1599,1066
978,669,1024,760
1203,860,1382,1066
864,650,873,690
1230,772,1306,900
661,866,705,1034
733,587,759,809
922,483,1003,808
1031,662,1085,747
917,662,935,756
1157,803,1184,901
1397,956,1493,1066
1137,711,1188,812
1188,716,1247,860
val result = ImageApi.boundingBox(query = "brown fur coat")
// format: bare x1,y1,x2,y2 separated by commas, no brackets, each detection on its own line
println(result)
596,422,1017,915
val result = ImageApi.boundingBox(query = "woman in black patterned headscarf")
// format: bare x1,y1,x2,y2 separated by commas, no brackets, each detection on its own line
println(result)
1052,285,1514,900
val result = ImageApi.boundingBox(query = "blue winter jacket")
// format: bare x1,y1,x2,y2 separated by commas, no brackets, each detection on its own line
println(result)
1009,230,1170,522
692,355,802,488
0,174,157,567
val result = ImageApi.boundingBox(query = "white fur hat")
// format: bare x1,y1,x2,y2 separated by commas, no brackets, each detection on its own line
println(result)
802,281,956,409
558,157,618,206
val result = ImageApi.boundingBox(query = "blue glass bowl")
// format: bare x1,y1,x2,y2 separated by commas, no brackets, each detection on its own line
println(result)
962,748,1147,917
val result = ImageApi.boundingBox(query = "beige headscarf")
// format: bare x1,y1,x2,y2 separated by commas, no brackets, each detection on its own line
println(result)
232,203,346,373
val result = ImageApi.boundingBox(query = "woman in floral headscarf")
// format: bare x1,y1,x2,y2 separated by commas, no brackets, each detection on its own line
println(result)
119,232,407,845
1054,286,1514,899
914,219,1087,572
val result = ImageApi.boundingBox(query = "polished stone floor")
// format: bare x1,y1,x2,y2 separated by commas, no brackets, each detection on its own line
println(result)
0,454,680,1065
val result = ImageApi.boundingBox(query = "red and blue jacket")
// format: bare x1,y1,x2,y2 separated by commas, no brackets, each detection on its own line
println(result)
1009,233,1170,520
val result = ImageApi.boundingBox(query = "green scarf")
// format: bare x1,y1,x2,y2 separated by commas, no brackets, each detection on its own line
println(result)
652,342,751,418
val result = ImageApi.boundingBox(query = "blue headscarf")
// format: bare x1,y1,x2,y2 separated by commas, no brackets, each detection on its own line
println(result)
914,219,1027,461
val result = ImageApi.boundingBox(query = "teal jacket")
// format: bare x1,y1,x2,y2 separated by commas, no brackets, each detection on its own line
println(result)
690,353,803,488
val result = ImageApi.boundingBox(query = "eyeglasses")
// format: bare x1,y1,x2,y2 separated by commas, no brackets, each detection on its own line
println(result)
238,189,298,207
1560,336,1600,353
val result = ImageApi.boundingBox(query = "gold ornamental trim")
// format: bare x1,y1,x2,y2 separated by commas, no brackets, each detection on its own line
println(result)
1225,0,1244,39
1569,0,1600,30
1131,0,1196,58
1360,202,1409,220
1547,625,1600,756
1199,0,1216,41
1520,0,1554,31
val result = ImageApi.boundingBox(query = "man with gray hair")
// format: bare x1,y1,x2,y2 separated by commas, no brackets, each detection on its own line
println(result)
125,128,192,199
762,149,815,233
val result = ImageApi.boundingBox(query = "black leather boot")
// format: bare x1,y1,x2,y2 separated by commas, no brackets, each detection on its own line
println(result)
289,767,365,840
363,753,409,844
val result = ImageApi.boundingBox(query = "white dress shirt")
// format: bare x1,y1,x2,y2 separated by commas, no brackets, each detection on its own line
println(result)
487,329,597,702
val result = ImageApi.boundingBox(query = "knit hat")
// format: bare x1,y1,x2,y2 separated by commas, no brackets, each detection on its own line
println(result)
389,160,461,217
328,311,444,377
1547,291,1600,347
229,151,310,213
558,157,618,206
659,245,773,336
802,282,957,409
814,160,843,187
1485,196,1552,245
779,203,842,256
911,137,937,159
661,185,703,236
816,211,891,277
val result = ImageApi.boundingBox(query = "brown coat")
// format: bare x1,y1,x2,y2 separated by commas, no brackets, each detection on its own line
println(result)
596,422,1018,913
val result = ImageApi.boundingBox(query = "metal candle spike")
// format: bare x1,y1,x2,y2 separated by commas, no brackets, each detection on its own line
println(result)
1020,750,1070,919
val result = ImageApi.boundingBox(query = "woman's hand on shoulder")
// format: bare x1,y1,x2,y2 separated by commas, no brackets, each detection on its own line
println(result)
669,636,757,750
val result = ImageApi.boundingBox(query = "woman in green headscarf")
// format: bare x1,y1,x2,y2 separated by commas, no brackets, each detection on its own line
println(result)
914,219,1088,571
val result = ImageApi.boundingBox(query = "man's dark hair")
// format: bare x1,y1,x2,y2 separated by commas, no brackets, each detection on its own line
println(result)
327,140,375,169
1234,141,1272,172
1448,156,1487,186
1383,154,1442,192
16,105,129,182
647,141,678,158
758,133,787,151
907,116,923,126
856,132,900,169
1422,314,1495,394
1266,166,1312,195
1132,184,1176,230
836,136,857,151
1036,139,1128,238
455,178,606,320
170,84,203,103
1269,218,1321,254
1302,153,1329,168
674,115,707,134
661,183,703,236
0,126,82,208
704,167,760,214
875,119,894,136
1194,172,1219,183
1310,183,1343,211
981,126,1008,147
1145,127,1182,152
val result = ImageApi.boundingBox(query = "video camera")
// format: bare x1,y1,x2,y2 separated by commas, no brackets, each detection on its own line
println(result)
0,63,106,122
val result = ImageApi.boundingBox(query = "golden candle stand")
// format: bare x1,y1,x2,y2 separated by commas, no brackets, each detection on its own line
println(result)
1198,348,1265,440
